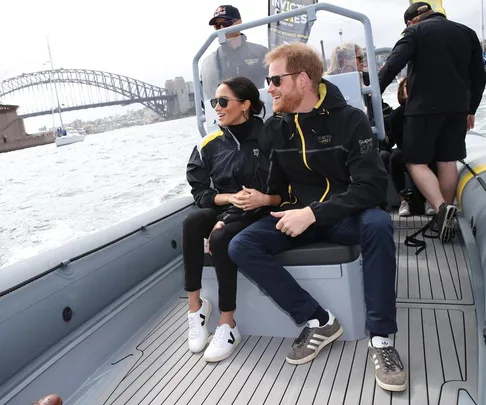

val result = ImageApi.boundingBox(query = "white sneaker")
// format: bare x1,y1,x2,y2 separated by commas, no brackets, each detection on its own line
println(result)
203,323,241,362
399,200,410,217
187,298,211,353
424,201,435,216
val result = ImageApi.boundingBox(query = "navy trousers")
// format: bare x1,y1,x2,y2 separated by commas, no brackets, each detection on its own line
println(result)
228,208,397,335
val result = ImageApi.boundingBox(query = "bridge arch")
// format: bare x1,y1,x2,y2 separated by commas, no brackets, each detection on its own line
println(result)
0,69,179,119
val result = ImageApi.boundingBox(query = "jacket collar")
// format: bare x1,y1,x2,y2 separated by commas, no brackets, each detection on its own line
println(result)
220,116,263,141
276,78,348,124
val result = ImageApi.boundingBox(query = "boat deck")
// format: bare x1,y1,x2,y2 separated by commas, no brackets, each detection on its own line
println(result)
82,214,477,405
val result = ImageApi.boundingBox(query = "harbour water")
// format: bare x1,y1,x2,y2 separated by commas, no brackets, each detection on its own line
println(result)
0,117,200,268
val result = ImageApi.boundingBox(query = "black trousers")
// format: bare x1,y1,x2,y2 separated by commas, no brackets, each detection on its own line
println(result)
182,208,249,312
390,148,406,194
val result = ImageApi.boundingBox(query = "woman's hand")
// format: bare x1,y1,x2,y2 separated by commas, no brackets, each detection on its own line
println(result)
207,221,225,255
237,186,268,211
227,190,249,209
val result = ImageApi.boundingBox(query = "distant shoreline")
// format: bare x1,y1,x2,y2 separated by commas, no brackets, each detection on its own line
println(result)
0,133,54,154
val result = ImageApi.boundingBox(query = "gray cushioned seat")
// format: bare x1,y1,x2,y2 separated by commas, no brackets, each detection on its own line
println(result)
204,242,360,267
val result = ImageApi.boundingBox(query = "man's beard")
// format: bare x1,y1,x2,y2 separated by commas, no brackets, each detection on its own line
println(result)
275,84,303,113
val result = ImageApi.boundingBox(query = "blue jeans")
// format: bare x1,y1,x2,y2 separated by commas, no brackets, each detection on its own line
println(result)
228,208,397,335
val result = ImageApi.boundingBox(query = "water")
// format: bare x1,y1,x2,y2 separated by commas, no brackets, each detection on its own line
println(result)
2,89,486,268
0,117,200,268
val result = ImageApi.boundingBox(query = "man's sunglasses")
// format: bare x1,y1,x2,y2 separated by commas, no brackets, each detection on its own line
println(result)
210,97,243,108
213,19,237,29
356,55,364,62
265,72,307,87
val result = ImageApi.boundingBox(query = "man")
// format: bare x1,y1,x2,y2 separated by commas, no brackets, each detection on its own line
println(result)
200,5,268,99
228,43,406,392
379,2,485,243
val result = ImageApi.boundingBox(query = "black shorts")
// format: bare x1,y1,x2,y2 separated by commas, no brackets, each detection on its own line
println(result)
402,113,467,164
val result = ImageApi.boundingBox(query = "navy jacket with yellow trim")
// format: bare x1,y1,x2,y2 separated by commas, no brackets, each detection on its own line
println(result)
186,117,278,223
260,79,388,226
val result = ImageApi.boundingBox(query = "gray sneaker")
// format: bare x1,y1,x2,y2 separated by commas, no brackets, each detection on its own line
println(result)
436,203,457,243
368,337,407,392
286,312,343,365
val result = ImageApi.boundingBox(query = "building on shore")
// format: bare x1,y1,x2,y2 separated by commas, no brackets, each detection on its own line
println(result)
164,77,196,118
0,104,54,153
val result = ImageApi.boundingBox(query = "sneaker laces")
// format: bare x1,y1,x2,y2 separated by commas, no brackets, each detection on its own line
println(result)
188,315,198,338
293,326,311,348
376,347,404,373
211,326,225,347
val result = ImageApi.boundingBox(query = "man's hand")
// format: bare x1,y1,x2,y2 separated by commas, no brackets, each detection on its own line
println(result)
271,207,316,237
467,114,475,131
207,221,225,255
238,186,267,211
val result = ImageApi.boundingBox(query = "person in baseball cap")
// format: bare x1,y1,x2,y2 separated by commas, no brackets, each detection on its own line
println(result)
209,5,241,28
379,0,485,244
403,2,433,26
200,4,268,99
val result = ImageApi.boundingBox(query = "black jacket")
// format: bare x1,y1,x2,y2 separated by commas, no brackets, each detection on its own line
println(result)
260,79,388,226
186,117,274,223
379,13,485,116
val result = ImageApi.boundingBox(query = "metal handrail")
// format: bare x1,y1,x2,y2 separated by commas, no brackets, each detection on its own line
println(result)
192,2,385,140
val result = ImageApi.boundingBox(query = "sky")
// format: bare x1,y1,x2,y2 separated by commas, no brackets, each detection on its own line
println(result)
1,0,483,131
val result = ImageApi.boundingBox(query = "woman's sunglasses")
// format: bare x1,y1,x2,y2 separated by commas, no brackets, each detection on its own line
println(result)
213,19,237,30
210,97,243,109
265,72,308,87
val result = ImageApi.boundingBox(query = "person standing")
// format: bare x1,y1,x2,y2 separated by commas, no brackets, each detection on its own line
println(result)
379,2,485,242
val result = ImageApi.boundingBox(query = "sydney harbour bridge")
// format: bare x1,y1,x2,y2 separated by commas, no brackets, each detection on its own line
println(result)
0,69,195,120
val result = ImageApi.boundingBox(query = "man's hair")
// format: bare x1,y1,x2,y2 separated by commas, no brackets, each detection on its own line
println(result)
265,43,323,90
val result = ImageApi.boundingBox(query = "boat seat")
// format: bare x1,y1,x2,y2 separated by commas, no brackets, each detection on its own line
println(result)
203,242,360,267
201,241,366,341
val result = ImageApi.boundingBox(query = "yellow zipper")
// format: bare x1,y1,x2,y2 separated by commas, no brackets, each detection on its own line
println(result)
319,178,330,202
294,114,331,203
280,185,298,206
294,114,312,171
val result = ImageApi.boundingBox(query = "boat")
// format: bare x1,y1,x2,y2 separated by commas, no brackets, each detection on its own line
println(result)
46,40,85,148
1,3,485,404
55,128,86,147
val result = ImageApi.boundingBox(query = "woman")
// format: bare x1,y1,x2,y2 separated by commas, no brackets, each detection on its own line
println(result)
327,43,387,130
327,42,365,76
183,77,282,362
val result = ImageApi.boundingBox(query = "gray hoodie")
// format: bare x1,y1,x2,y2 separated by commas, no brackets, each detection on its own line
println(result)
200,34,268,99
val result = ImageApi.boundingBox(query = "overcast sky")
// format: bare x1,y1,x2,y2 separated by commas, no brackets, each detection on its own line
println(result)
1,0,483,130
